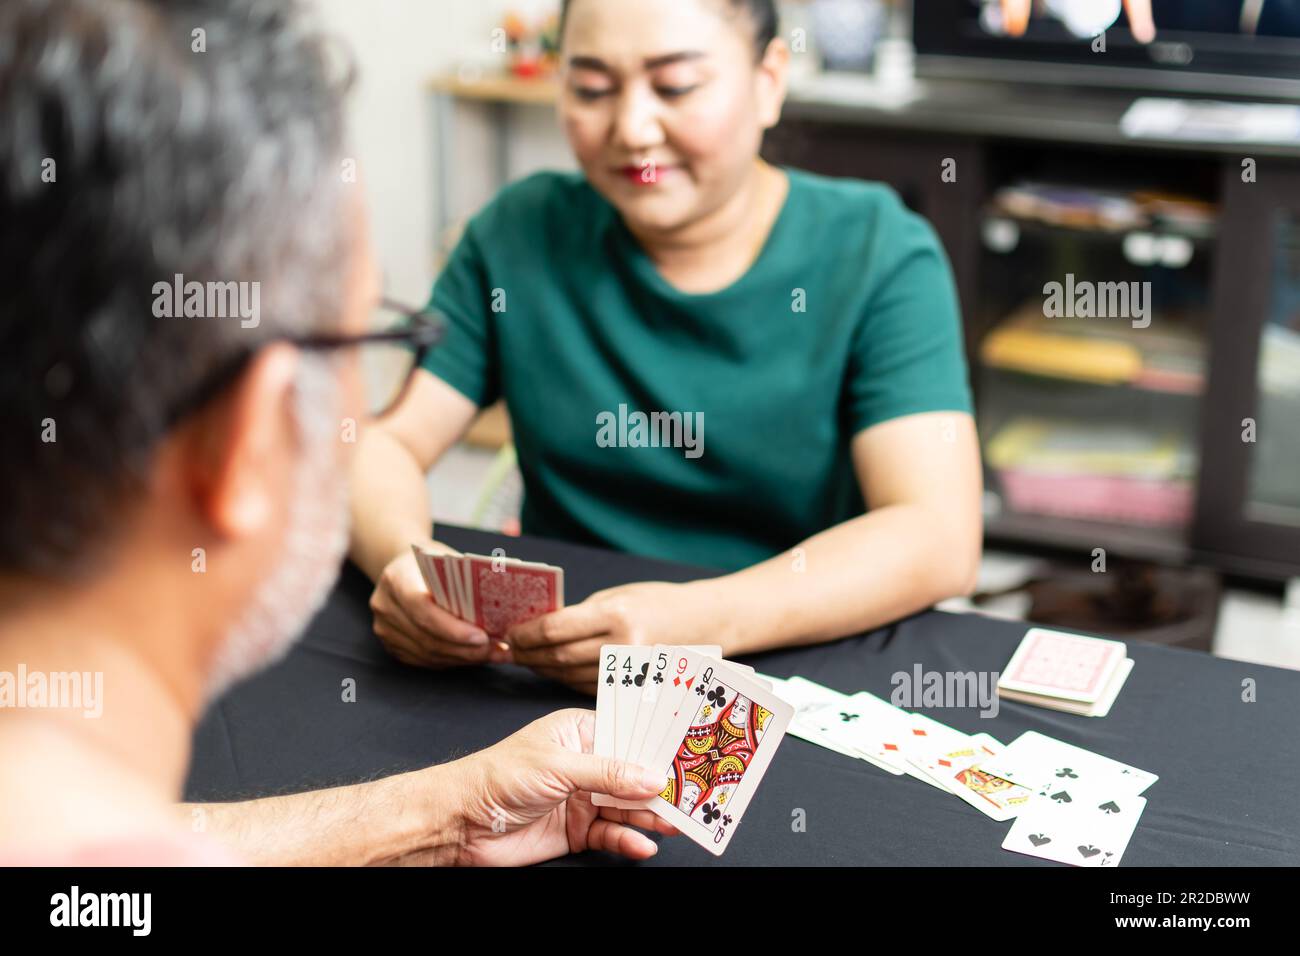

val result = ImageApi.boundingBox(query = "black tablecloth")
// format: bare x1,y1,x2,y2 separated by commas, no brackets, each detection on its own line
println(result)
185,526,1300,866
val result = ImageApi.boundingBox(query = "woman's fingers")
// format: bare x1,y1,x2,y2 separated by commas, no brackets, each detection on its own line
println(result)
511,636,606,670
507,601,614,650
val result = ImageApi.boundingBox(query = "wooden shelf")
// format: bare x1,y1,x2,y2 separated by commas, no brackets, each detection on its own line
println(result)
986,510,1189,566
429,73,558,106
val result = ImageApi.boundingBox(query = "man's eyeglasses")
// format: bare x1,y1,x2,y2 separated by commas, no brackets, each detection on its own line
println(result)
167,298,445,427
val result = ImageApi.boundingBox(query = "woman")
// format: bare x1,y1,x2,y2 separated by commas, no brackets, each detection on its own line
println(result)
349,0,982,692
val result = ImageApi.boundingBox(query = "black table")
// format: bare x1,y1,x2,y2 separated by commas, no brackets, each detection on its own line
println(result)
186,526,1300,866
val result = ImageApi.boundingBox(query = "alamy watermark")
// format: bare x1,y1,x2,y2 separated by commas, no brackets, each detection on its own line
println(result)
595,403,704,460
1043,274,1150,329
0,665,103,718
891,665,1000,718
50,886,150,936
152,273,260,329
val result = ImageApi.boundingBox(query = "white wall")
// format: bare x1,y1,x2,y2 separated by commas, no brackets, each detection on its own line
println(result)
313,0,570,305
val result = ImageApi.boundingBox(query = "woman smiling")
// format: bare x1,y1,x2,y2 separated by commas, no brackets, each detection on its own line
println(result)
348,0,983,692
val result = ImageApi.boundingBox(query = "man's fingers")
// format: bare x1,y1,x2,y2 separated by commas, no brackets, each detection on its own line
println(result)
598,806,677,836
507,602,612,650
554,752,664,800
585,818,659,859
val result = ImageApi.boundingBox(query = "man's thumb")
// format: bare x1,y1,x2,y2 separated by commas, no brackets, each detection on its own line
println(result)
560,753,665,798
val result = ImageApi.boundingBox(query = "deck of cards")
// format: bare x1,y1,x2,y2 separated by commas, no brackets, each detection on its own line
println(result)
997,628,1134,717
410,544,563,637
764,665,1158,866
592,645,793,856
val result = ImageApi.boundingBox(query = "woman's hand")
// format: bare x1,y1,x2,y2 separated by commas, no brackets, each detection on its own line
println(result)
506,581,707,694
369,548,508,669
455,709,676,866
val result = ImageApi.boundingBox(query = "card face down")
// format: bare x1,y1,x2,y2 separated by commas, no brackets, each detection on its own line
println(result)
646,662,793,856
999,627,1128,703
464,554,563,637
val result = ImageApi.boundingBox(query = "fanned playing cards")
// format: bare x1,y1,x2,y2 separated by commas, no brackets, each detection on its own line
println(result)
758,668,1158,866
410,544,563,637
593,645,792,856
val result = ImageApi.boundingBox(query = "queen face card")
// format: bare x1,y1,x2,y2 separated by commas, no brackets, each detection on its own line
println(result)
646,662,793,856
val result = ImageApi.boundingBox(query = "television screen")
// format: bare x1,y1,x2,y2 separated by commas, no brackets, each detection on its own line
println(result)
915,0,1300,97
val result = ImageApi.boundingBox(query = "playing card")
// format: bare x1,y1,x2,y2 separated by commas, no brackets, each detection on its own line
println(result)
899,717,987,790
591,646,620,807
410,546,448,610
634,647,719,776
804,692,914,775
979,731,1158,798
899,713,984,791
946,763,1036,822
773,677,876,763
611,646,654,761
645,661,793,855
625,645,722,769
438,555,462,618
454,556,473,619
595,645,722,809
1003,791,1147,867
999,627,1128,704
462,553,562,637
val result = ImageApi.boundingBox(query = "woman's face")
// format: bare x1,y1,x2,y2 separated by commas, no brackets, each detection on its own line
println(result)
559,0,787,234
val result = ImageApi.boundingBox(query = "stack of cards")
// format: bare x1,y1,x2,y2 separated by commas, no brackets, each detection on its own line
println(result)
410,544,563,637
593,645,793,856
761,673,1158,866
997,627,1134,717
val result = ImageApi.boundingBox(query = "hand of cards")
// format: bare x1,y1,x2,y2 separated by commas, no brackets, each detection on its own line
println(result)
593,645,793,856
411,543,563,637
766,672,1158,866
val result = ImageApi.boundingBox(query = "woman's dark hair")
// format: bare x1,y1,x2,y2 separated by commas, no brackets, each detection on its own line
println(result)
560,0,779,61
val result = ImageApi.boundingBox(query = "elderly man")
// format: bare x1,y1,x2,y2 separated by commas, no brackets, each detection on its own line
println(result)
0,0,671,866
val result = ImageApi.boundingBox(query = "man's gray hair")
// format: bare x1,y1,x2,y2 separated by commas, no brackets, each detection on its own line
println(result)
0,0,354,577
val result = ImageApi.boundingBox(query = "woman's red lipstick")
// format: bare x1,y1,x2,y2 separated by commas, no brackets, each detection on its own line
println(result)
616,164,673,185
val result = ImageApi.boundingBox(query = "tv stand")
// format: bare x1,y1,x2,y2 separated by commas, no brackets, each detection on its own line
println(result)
766,73,1300,583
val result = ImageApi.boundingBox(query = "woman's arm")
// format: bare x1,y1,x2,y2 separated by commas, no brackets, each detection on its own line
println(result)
348,369,478,581
693,410,982,654
507,410,982,689
349,369,503,668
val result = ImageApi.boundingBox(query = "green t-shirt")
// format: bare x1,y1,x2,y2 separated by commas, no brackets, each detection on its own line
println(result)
425,168,972,571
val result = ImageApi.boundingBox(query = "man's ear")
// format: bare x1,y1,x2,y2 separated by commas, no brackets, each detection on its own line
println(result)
186,344,302,540
755,37,790,131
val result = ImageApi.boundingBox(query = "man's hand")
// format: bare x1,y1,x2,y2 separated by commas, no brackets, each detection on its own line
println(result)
455,709,676,866
506,582,699,694
370,548,509,669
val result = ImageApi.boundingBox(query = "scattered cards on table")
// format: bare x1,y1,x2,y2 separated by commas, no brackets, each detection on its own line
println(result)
410,543,563,637
761,658,1158,867
997,627,1134,717
593,645,793,856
